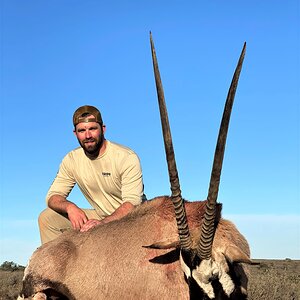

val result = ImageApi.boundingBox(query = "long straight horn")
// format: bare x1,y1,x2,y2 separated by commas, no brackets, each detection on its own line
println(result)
198,43,247,260
150,32,192,251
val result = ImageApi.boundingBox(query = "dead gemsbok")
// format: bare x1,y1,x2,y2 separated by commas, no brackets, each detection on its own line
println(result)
18,34,251,300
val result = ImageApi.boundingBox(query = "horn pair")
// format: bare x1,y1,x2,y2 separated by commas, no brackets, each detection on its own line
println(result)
150,32,246,260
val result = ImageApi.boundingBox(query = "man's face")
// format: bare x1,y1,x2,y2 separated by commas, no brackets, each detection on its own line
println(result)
74,116,105,156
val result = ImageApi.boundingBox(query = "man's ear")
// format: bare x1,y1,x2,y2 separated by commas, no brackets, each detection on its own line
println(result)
73,128,77,137
102,125,106,134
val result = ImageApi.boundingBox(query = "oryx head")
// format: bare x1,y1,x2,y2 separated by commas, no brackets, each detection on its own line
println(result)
149,32,249,299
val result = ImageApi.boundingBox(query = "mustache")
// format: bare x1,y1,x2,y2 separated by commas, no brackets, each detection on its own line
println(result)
83,138,96,143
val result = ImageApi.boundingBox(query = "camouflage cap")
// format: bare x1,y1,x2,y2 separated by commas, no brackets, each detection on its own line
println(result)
73,105,103,126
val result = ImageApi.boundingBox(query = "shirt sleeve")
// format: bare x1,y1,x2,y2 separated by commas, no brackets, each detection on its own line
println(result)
120,153,143,206
45,154,76,205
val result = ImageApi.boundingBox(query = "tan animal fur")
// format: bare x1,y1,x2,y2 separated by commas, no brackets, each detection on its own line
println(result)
18,197,250,300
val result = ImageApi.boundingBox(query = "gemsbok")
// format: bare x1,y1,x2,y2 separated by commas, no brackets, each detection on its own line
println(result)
18,33,251,300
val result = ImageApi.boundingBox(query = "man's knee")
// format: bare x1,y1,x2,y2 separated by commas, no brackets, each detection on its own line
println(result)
38,207,69,229
38,208,54,229
38,208,70,244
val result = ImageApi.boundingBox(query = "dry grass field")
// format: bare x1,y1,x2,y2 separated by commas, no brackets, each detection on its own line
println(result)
248,259,300,300
0,259,299,300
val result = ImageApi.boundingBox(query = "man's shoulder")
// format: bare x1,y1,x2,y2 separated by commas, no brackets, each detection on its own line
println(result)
64,147,85,161
108,141,137,156
107,141,141,170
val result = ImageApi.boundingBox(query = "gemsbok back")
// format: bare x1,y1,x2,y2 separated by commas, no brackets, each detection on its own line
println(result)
18,33,251,300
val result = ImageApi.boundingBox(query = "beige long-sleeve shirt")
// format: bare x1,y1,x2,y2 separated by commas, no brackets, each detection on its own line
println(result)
46,140,143,216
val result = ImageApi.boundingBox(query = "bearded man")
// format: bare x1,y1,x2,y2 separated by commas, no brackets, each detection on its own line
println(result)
38,105,144,243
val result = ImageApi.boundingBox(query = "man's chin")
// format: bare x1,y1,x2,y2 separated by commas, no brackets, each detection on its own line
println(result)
78,138,103,157
83,145,100,156
84,146,97,153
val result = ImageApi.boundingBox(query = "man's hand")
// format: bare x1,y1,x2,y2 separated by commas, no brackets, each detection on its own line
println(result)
80,219,103,232
79,202,136,232
48,195,89,231
66,203,88,230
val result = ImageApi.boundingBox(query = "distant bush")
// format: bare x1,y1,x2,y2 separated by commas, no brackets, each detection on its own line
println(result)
0,261,25,271
0,267,24,300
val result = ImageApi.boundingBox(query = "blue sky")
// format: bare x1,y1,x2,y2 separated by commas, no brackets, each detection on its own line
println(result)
0,1,299,266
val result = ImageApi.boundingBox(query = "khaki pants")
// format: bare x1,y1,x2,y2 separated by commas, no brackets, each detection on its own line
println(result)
38,208,104,244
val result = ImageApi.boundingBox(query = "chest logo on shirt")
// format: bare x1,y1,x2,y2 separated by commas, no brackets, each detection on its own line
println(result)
102,172,111,177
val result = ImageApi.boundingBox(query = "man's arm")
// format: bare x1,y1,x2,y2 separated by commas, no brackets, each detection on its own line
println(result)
48,195,88,230
46,154,89,230
120,153,144,205
100,201,135,223
80,201,135,232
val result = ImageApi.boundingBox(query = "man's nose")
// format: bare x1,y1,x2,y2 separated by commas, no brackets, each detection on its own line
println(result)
85,130,92,138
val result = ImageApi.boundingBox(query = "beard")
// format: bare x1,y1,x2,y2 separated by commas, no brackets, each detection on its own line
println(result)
78,133,104,158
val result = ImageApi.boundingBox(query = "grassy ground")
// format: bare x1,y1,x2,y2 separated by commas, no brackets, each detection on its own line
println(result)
247,259,300,300
1,259,299,299
0,270,24,300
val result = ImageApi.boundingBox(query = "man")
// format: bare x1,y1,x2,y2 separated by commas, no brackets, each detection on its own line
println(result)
39,105,144,244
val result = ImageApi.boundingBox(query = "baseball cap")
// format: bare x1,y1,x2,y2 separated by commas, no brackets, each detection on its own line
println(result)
73,105,103,126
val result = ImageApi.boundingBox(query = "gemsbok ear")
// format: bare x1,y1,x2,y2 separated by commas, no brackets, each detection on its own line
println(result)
143,237,180,249
222,245,253,264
